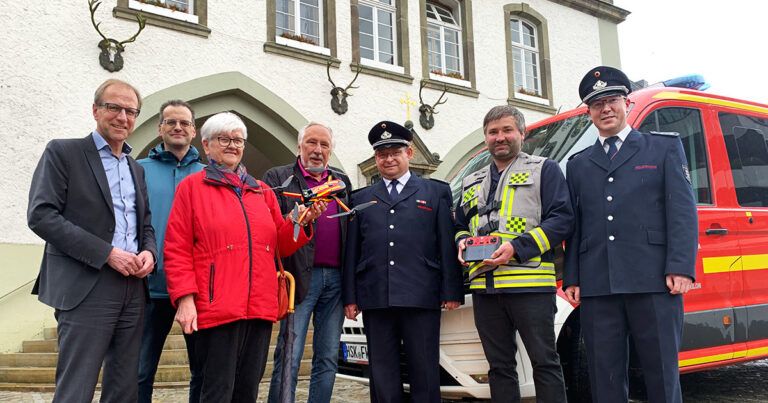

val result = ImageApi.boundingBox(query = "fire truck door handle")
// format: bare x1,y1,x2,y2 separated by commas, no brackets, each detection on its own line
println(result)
705,228,728,235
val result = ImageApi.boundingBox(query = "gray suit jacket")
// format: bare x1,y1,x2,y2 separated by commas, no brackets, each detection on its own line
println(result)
27,135,156,310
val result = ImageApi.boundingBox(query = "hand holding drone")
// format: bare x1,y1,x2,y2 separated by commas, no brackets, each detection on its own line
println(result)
273,175,377,240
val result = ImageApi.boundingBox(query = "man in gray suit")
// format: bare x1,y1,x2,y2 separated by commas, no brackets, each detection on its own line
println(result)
28,79,157,403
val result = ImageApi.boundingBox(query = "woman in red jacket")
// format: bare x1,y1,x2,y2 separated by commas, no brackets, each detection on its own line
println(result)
164,112,326,402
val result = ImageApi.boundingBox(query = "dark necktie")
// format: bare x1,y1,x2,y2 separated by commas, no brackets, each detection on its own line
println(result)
605,136,619,159
389,179,399,200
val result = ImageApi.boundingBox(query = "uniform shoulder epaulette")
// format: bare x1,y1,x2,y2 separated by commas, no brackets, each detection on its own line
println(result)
649,131,680,137
429,178,449,186
568,147,589,160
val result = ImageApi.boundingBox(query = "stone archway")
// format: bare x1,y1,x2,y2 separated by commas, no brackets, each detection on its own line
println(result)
432,126,485,182
129,71,343,177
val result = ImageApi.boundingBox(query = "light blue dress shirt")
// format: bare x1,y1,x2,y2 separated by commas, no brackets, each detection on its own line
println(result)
92,132,139,254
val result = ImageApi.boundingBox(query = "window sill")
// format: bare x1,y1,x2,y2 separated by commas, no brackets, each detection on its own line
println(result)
276,36,331,56
507,97,557,115
113,6,210,38
128,0,198,24
429,73,472,88
360,58,405,75
422,78,479,98
514,92,550,106
263,42,340,67
351,62,413,84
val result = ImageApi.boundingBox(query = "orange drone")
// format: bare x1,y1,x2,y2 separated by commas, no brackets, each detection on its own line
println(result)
274,176,376,240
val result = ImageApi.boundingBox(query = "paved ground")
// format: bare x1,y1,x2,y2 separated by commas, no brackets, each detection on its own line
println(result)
2,359,766,402
0,378,370,403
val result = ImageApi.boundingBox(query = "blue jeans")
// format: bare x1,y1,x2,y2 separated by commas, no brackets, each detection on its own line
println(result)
138,298,202,403
268,267,345,403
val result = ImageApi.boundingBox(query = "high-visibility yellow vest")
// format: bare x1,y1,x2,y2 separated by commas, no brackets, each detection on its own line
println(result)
457,153,555,292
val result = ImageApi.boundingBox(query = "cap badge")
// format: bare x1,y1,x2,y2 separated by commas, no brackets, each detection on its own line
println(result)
381,131,392,140
594,71,601,78
381,123,387,129
593,80,607,91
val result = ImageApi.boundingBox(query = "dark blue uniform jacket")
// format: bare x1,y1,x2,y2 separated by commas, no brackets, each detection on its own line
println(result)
563,129,698,297
343,174,464,310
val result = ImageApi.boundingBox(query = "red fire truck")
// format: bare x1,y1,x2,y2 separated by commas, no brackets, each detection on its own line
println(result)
338,84,768,401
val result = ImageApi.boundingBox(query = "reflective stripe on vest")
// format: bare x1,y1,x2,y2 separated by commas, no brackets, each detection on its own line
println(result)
459,158,555,292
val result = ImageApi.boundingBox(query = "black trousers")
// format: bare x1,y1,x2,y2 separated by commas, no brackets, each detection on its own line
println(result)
53,268,146,403
194,319,273,403
473,293,566,403
138,298,201,403
363,307,441,403
580,293,683,403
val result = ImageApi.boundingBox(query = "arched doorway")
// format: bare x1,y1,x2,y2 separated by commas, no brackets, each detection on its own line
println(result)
129,71,343,177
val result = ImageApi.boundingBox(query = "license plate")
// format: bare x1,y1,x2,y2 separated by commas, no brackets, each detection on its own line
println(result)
342,342,369,364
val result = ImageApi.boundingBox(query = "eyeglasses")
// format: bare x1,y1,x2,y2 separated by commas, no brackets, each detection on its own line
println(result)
162,119,194,128
98,102,140,118
375,148,405,160
588,96,625,111
216,136,246,148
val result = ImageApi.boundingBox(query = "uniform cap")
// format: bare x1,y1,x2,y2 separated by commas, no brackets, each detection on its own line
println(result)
368,121,412,150
579,66,632,105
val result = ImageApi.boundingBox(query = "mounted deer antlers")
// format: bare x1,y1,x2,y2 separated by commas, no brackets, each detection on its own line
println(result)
418,81,448,130
327,61,362,115
89,0,146,72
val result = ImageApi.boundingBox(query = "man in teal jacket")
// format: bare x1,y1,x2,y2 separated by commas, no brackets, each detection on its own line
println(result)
137,100,205,403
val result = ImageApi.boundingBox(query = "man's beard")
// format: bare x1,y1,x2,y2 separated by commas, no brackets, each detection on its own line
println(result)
491,142,520,161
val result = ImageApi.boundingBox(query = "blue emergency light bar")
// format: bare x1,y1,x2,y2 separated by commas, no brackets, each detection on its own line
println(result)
661,75,710,91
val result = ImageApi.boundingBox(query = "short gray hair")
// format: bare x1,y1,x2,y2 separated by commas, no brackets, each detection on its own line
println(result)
200,112,247,142
94,79,142,110
483,105,526,135
297,122,335,150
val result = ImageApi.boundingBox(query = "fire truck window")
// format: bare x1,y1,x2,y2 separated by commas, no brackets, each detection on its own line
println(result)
719,112,768,207
523,113,593,164
638,107,711,204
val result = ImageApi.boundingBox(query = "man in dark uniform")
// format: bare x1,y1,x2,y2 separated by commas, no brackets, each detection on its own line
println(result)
563,66,698,403
343,121,464,403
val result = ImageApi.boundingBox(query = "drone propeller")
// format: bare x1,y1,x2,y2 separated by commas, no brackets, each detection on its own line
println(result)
327,200,377,218
271,176,295,192
292,203,301,241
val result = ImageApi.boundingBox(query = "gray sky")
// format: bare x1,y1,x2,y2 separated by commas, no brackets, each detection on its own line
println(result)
612,1,768,105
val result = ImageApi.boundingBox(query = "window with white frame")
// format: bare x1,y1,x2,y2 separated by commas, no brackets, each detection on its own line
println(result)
426,1,463,78
276,0,323,46
358,0,397,66
510,17,541,96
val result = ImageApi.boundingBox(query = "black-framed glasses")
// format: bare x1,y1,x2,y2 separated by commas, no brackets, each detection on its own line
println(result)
216,136,246,148
98,102,140,118
162,119,194,128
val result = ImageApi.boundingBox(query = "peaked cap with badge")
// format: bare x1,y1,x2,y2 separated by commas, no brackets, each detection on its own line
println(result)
368,120,413,150
579,65,632,105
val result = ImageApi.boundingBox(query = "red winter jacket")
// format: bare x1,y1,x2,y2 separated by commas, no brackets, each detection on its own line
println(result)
164,167,310,329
